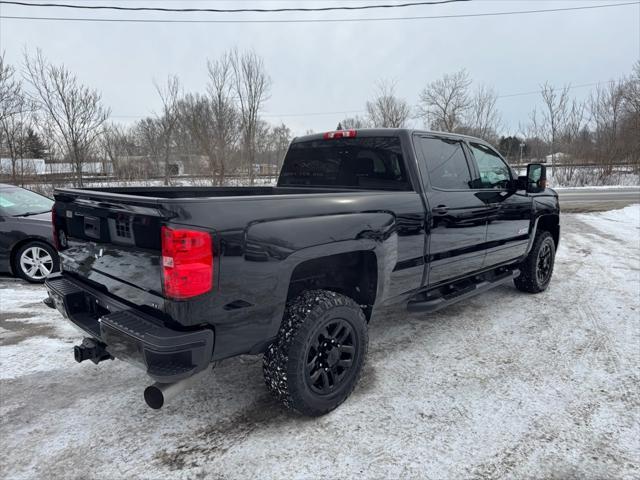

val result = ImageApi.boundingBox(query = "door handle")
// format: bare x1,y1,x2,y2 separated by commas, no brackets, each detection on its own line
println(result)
432,206,448,215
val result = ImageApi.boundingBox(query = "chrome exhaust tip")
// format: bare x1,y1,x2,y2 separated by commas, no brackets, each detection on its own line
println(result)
144,368,209,409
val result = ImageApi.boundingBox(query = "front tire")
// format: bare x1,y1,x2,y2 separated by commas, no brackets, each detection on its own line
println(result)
263,290,368,417
514,231,556,293
14,241,58,283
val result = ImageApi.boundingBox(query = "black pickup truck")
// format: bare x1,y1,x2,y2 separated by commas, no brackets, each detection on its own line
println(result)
45,128,559,416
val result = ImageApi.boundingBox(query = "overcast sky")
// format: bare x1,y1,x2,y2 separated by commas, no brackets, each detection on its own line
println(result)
1,0,638,136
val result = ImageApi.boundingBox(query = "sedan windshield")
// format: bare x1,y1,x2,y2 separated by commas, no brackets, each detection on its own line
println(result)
0,187,53,217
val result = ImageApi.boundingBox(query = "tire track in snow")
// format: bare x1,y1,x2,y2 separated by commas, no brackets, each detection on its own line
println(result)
561,215,637,411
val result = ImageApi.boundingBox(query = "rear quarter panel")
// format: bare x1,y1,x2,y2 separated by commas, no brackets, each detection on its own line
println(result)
167,191,425,360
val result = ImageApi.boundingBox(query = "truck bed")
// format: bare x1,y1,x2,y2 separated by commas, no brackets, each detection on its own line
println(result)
66,185,369,200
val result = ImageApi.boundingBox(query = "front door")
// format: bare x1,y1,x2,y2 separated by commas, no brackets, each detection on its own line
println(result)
413,134,493,287
466,141,532,267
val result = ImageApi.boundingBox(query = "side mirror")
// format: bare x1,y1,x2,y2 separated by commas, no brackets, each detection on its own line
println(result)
523,163,547,193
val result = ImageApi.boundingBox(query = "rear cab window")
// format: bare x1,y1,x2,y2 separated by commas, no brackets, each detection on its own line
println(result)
414,135,473,190
278,136,412,191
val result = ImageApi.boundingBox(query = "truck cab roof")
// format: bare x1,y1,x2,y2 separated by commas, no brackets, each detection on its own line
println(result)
292,128,490,145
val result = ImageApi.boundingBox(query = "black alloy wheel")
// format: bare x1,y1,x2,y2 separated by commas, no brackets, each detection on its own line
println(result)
305,318,357,395
263,289,368,416
536,241,553,285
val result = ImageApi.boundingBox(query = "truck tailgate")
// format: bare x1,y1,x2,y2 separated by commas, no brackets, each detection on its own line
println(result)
53,190,169,312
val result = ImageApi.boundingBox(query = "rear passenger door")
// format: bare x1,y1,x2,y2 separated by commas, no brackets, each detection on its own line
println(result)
413,134,492,287
466,142,532,267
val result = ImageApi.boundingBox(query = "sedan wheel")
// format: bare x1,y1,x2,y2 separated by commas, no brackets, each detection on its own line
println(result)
15,242,58,283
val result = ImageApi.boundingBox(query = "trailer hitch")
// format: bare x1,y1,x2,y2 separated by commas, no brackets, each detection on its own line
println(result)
74,338,113,365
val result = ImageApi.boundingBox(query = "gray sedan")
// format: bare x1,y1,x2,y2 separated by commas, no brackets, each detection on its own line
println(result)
0,183,59,282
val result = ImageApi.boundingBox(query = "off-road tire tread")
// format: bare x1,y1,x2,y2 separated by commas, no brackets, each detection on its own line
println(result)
514,230,555,293
263,289,368,416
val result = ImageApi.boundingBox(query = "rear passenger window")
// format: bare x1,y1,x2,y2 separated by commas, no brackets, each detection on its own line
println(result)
417,137,472,190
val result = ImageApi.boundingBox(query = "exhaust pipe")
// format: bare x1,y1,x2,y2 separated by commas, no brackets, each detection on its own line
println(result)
144,368,210,410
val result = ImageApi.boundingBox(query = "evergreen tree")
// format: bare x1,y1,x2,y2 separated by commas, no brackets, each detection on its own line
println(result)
23,128,47,158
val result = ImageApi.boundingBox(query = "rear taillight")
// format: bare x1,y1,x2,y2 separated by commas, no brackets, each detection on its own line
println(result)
52,208,60,250
323,129,357,140
161,226,213,300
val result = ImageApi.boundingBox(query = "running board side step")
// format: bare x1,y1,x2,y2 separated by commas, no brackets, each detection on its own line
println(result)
407,269,520,313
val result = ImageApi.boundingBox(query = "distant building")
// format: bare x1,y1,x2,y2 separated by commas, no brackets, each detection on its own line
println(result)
0,158,46,175
543,152,569,164
0,158,112,177
46,162,112,175
253,163,279,175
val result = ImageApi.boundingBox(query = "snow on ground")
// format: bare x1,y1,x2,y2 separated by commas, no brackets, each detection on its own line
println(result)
556,185,640,191
1,207,639,479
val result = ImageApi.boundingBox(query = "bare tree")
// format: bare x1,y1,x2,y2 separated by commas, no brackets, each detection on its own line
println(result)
252,121,291,180
558,99,587,183
0,52,33,183
135,117,164,178
23,49,110,187
207,53,239,185
524,108,547,163
175,55,239,186
0,52,22,125
465,84,501,141
588,81,625,176
339,115,369,130
230,49,271,184
270,122,291,176
366,80,411,128
101,123,138,179
254,119,272,176
621,62,640,168
1,100,35,184
177,94,216,181
154,75,181,185
540,82,570,167
417,69,472,132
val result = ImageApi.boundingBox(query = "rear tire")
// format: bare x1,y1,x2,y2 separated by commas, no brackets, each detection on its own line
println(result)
14,241,59,283
263,289,368,417
514,231,555,293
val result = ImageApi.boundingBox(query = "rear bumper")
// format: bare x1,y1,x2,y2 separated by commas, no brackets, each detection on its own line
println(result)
45,273,214,383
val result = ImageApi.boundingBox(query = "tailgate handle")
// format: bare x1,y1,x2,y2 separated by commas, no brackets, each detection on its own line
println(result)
84,216,101,239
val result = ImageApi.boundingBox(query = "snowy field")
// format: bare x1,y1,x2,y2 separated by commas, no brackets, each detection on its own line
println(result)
1,206,639,479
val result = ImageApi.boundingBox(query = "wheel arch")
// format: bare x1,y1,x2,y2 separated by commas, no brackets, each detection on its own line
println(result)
286,250,379,321
535,214,560,247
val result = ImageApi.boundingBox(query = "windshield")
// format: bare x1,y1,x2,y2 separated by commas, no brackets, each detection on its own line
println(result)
278,136,412,191
0,187,53,217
